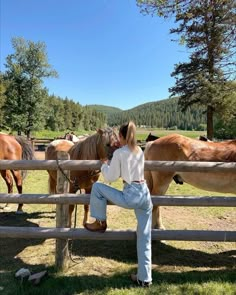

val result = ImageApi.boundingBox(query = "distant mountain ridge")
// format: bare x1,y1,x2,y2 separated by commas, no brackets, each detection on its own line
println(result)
87,98,206,130
87,104,123,116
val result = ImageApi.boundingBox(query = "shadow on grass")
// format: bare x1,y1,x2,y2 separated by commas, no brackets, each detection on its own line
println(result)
0,211,46,271
0,210,55,226
0,210,235,295
152,240,236,268
0,211,235,271
69,239,236,268
2,267,235,295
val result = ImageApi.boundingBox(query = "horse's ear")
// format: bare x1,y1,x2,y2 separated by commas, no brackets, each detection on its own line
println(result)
97,128,103,135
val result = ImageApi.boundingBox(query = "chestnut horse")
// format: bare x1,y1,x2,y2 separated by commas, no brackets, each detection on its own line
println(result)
145,132,210,143
0,133,35,213
144,134,236,229
45,128,120,226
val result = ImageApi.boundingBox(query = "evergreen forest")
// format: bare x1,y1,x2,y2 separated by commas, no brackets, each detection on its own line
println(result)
105,97,206,131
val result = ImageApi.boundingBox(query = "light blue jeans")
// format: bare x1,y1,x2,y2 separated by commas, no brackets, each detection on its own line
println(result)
89,181,153,282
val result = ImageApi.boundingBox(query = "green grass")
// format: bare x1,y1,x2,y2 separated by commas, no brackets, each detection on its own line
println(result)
2,270,235,295
29,128,204,141
31,129,93,139
136,128,206,141
0,171,235,294
0,132,235,294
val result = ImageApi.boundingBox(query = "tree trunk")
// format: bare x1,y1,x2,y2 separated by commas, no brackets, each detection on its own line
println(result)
207,105,214,140
26,130,31,140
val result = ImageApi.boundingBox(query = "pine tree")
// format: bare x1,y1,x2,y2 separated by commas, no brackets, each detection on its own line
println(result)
137,0,236,139
3,37,58,137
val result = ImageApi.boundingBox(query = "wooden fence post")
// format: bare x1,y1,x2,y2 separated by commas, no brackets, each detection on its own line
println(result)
31,139,35,151
55,151,70,270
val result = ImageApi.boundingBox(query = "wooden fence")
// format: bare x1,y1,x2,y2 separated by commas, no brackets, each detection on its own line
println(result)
31,138,53,151
0,154,236,270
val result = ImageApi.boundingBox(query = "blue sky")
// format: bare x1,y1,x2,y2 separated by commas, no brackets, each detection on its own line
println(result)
1,0,188,110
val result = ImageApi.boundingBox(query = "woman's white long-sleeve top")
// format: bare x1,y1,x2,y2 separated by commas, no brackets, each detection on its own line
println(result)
101,145,144,184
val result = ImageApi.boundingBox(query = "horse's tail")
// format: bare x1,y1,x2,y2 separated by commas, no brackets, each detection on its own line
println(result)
15,136,35,179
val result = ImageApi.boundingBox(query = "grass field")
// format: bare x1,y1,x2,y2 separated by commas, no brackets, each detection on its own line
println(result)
136,128,207,141
31,128,206,142
0,129,235,294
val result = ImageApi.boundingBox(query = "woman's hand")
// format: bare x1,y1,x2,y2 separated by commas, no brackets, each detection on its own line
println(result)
101,158,108,164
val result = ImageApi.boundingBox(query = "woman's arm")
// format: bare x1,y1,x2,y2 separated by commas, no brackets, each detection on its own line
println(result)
101,150,121,182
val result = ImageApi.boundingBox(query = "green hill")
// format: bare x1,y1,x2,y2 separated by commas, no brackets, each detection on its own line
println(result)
87,98,206,131
87,105,123,116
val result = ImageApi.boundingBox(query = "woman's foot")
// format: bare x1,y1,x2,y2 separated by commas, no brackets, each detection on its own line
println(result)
84,220,107,233
130,274,152,287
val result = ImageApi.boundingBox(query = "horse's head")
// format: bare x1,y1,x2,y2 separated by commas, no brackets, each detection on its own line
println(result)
97,127,120,160
146,133,159,142
145,133,152,142
65,133,73,141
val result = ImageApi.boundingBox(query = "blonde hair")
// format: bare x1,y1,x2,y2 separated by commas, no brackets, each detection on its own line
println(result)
119,121,139,152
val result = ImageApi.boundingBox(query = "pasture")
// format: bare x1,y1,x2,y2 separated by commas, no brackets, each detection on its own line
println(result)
32,128,205,141
135,128,207,140
0,131,235,295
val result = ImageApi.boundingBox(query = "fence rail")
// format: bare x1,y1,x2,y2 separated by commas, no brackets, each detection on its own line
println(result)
0,159,236,172
31,138,53,151
0,226,235,242
0,193,236,207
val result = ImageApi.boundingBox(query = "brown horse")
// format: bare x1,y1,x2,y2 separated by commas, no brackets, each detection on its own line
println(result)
45,128,120,226
0,133,35,213
144,133,236,229
145,133,212,185
145,132,210,143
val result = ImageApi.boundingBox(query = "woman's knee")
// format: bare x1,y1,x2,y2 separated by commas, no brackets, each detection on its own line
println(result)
91,182,106,197
92,182,101,192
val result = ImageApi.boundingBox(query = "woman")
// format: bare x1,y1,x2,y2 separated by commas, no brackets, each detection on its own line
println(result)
84,121,152,287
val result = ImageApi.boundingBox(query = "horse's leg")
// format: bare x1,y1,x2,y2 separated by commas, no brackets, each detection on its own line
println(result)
69,186,89,227
48,171,57,194
68,186,89,227
11,170,23,213
68,204,74,228
68,181,77,228
150,171,173,229
83,203,89,225
0,170,13,210
83,188,90,226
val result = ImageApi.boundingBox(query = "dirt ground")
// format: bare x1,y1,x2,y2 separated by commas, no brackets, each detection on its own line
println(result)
34,151,45,160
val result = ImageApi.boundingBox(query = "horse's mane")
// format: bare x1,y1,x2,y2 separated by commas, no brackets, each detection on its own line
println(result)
213,138,236,161
225,139,236,145
69,133,100,160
